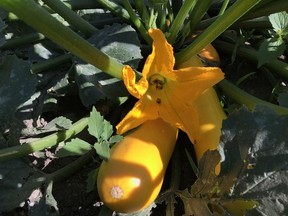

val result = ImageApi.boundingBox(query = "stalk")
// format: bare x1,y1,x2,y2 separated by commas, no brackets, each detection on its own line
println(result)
218,0,230,15
218,79,288,115
0,33,45,49
0,117,88,161
213,39,288,79
176,0,262,64
97,0,130,22
0,0,125,80
167,0,197,44
242,0,288,20
133,0,150,28
42,0,98,37
31,54,72,74
122,0,151,44
188,0,213,33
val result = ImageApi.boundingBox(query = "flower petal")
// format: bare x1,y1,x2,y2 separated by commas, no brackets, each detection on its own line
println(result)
116,92,159,134
122,65,148,99
142,29,175,78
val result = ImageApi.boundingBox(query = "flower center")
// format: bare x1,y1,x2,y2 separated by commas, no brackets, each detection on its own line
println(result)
149,74,166,90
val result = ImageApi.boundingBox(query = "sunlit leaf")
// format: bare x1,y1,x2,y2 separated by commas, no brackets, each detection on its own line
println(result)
56,138,92,157
101,120,113,141
269,11,288,33
94,140,110,161
108,135,123,144
88,107,104,139
257,38,285,68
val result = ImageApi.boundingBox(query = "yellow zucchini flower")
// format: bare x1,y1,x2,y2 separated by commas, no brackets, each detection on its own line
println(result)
116,29,224,143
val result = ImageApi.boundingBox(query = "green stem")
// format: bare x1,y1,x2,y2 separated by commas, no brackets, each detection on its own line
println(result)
0,32,45,49
42,0,98,37
31,54,72,74
167,0,196,44
175,0,261,64
154,2,167,31
133,0,150,28
0,0,124,80
97,0,130,22
188,0,213,33
122,0,151,45
218,0,230,15
62,0,101,10
0,117,88,161
230,17,271,29
213,39,288,79
218,79,288,115
242,0,286,20
49,151,94,183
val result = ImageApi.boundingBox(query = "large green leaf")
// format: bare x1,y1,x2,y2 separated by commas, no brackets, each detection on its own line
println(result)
0,159,47,212
0,55,37,118
176,106,288,215
0,18,6,47
74,23,142,107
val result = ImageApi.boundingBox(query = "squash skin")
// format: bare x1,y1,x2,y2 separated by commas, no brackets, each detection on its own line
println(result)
97,118,178,213
176,50,226,175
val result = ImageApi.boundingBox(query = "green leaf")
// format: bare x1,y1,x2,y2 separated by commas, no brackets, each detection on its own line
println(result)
0,18,6,47
109,135,123,144
219,106,288,215
29,181,59,216
94,140,110,161
269,11,288,33
56,138,92,157
0,159,46,212
88,107,104,139
277,91,288,108
74,23,142,107
39,116,72,132
257,38,286,68
0,55,37,118
101,120,113,141
86,168,98,193
177,190,214,216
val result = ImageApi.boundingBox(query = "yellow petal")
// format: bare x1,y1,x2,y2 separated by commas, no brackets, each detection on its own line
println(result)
122,65,148,99
116,93,159,134
142,29,175,78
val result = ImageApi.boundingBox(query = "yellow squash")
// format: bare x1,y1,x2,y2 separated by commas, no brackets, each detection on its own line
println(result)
97,118,178,213
176,45,226,175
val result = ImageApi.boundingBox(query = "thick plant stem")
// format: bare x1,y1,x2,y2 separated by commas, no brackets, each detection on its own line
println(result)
219,79,288,115
122,0,151,45
168,0,196,44
97,0,130,22
0,117,88,161
31,54,72,74
213,39,288,79
42,0,98,37
0,33,45,49
176,0,261,64
0,0,124,80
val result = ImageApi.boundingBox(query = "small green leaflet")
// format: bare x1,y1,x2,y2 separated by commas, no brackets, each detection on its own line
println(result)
86,168,99,193
256,11,288,67
257,37,285,68
269,11,288,37
57,107,122,160
88,107,105,140
56,138,92,158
